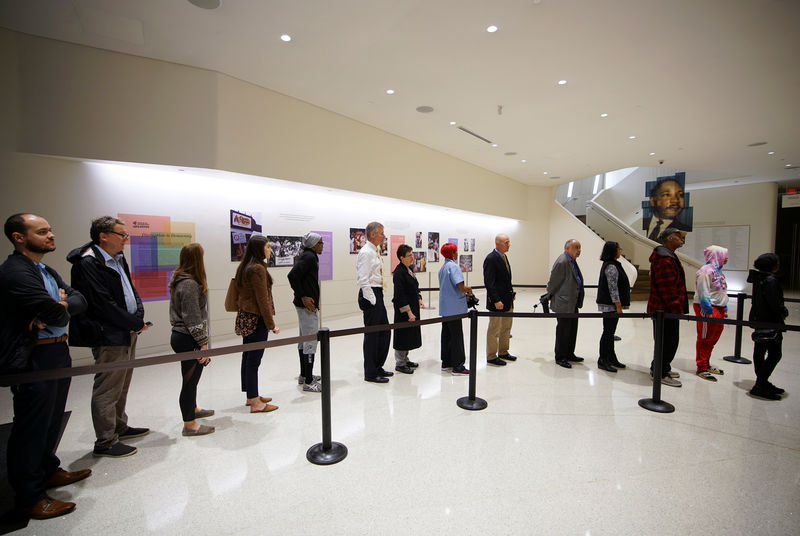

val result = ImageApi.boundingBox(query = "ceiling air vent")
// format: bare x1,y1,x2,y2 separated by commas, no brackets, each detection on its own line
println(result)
457,126,493,144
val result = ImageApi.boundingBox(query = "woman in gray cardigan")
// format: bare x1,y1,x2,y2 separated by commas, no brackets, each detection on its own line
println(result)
169,243,214,436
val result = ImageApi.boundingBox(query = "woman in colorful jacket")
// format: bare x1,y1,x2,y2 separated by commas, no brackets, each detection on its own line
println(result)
693,245,728,381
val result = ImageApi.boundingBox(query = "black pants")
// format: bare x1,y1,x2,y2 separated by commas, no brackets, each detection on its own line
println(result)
752,334,782,386
171,331,205,422
358,288,390,378
8,342,71,508
241,316,269,399
440,319,466,368
651,317,679,377
599,315,619,361
554,312,579,360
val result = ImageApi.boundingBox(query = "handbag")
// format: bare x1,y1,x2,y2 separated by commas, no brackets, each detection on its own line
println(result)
224,278,239,312
235,310,259,337
751,329,779,343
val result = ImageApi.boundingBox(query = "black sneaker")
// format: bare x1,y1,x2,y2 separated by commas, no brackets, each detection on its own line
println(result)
93,442,137,458
118,426,149,439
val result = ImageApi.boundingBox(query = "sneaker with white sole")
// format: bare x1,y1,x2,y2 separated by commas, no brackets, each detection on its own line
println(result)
302,381,322,393
660,375,682,387
667,370,680,378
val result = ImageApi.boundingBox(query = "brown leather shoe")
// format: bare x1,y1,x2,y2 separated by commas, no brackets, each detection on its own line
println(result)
43,468,92,489
24,497,76,519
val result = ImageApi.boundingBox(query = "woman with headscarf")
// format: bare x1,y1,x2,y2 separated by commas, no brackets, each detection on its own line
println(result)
226,235,280,413
746,253,788,399
596,241,630,372
169,243,215,436
693,245,728,381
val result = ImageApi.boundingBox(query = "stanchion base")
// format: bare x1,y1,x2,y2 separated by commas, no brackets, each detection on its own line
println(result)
457,396,488,411
723,355,752,364
306,442,348,465
638,398,675,413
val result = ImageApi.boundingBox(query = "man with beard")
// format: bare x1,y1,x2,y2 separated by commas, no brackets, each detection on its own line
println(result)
0,213,89,519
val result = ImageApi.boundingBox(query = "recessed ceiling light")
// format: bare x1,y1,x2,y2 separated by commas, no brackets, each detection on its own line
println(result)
600,113,608,118
280,34,291,42
521,159,527,163
543,171,549,175
491,143,498,147
486,25,498,33
649,152,656,156
449,121,457,125
768,151,775,155
629,135,637,140
386,89,395,95
786,164,793,167
558,80,567,85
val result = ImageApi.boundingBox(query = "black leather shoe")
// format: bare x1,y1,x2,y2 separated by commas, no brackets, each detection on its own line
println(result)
566,356,584,362
395,365,415,374
365,376,389,383
487,357,507,366
407,361,419,368
378,369,394,377
556,359,572,369
611,359,626,369
498,354,517,362
598,361,617,373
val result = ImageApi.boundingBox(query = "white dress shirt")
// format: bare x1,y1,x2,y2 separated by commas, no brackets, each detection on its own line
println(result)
356,241,383,305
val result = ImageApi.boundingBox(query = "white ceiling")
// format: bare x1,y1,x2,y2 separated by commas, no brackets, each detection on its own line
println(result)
2,0,799,187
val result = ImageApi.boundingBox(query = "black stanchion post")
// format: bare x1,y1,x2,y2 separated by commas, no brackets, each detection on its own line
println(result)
638,310,675,413
306,328,348,465
457,309,488,411
723,292,752,364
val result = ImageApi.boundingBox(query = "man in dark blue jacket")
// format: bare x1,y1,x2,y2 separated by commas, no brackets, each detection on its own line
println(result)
1,213,89,520
67,216,149,458
483,233,516,366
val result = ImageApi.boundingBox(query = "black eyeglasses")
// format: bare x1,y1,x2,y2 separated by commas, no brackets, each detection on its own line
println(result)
108,231,130,240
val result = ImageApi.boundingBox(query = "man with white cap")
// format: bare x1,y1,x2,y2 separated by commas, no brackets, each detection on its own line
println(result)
288,232,324,392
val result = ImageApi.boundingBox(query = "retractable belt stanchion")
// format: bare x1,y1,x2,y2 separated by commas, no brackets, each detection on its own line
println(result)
723,292,752,365
638,310,675,413
306,327,348,465
457,309,488,411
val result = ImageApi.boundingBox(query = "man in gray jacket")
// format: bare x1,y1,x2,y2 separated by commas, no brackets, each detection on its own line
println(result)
546,239,585,369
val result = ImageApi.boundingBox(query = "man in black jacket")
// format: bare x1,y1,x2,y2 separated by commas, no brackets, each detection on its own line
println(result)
67,216,149,458
1,213,89,520
287,232,324,392
484,234,516,366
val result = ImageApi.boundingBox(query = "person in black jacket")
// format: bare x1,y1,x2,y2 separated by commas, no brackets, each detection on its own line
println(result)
595,241,630,372
1,213,89,520
67,216,149,458
484,234,516,366
746,253,789,400
392,244,424,374
287,232,324,392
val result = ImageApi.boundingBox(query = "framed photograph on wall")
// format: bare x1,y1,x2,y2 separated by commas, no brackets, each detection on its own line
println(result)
350,227,366,254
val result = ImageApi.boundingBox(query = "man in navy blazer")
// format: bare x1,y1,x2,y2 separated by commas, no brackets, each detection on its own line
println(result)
483,234,516,366
546,239,585,368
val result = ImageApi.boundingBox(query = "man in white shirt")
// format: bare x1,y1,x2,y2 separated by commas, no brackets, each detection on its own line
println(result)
356,221,392,383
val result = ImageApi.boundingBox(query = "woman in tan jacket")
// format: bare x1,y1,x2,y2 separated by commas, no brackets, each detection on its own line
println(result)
229,235,280,413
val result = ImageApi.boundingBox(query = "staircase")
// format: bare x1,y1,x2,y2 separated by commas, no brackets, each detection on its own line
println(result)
631,267,650,301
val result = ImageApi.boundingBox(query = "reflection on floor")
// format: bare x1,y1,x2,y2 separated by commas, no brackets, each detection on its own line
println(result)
0,290,797,535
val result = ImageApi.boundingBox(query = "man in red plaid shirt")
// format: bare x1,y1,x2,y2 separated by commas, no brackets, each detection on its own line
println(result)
647,227,689,387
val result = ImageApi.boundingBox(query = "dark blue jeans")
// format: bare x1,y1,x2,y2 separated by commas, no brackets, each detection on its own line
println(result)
8,342,71,507
241,316,268,399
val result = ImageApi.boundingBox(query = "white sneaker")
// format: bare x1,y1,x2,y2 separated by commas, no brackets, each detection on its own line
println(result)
660,376,682,387
667,370,680,378
302,381,322,393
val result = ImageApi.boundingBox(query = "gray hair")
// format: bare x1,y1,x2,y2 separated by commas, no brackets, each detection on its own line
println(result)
564,239,577,249
90,216,125,243
366,221,384,239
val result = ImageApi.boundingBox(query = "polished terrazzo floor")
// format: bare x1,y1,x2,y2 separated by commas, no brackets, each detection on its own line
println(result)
1,290,798,535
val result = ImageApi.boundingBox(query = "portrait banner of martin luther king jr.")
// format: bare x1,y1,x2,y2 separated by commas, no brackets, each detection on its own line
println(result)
641,172,693,241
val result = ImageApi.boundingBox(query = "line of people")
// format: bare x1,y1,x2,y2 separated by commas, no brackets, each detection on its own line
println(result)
0,214,789,522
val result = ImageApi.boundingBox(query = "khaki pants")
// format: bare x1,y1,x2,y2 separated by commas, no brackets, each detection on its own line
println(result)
486,309,513,358
91,333,137,448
